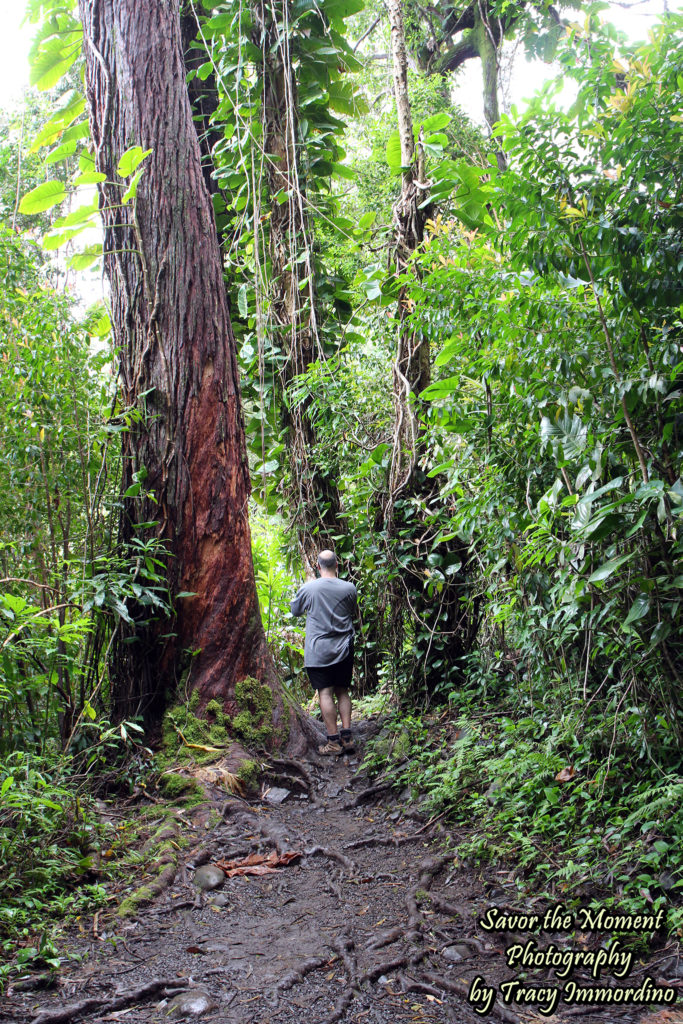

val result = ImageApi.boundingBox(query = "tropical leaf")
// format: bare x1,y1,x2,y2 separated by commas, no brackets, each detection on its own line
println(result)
19,180,67,215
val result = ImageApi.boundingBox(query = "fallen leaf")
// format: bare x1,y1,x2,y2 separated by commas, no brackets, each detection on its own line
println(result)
555,765,577,782
214,849,302,878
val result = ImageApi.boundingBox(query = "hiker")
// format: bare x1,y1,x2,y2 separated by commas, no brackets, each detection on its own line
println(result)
290,549,357,756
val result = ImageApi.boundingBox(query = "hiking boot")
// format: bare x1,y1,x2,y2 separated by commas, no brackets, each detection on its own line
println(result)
318,739,344,755
340,730,355,755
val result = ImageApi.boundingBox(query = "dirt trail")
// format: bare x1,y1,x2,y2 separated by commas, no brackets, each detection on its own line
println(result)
4,740,679,1024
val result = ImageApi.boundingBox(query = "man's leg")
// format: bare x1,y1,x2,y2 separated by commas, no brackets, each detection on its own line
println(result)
335,687,351,731
335,687,355,753
318,686,339,737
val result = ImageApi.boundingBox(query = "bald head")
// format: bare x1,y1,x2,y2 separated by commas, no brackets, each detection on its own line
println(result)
318,550,338,576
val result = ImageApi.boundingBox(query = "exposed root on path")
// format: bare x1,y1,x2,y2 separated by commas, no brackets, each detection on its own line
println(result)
267,756,319,800
366,925,404,950
275,957,328,994
344,832,426,850
342,780,393,809
422,971,520,1023
323,936,356,1024
363,950,426,984
428,892,467,918
304,845,356,873
30,978,189,1024
220,796,295,853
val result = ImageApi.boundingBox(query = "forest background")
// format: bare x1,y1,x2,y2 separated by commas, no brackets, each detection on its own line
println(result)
0,0,681,985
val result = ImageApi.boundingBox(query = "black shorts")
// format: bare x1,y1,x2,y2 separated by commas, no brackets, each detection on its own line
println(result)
307,641,354,691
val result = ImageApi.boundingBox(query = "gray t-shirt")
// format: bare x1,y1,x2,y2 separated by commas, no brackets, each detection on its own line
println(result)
290,577,357,668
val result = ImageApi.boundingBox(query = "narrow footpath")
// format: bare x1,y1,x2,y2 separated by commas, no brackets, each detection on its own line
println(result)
4,732,680,1024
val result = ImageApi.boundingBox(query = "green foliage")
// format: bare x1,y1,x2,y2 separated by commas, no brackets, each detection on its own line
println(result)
363,703,683,932
0,750,112,981
250,510,308,696
399,15,683,729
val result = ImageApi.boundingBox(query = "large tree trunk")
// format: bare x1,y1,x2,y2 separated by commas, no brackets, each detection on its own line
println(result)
78,0,295,740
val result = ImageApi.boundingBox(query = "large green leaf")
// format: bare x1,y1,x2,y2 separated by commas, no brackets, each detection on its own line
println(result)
30,92,86,152
588,553,632,584
385,131,402,173
117,147,152,178
420,112,451,133
68,244,103,270
422,375,460,401
30,36,81,91
19,180,67,215
623,594,650,629
540,413,588,461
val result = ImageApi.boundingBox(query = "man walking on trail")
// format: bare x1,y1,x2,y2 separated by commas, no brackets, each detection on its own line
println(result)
290,550,356,756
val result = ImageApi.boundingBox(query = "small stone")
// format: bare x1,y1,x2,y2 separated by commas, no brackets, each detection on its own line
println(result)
443,944,471,962
208,893,230,907
389,811,400,821
193,865,225,891
378,975,389,985
167,988,215,1017
264,786,291,805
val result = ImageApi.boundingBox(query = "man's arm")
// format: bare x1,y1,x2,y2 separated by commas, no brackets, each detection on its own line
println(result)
290,585,308,618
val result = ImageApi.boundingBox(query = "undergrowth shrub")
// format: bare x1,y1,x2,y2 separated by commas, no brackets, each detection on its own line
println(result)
363,697,683,936
0,752,107,984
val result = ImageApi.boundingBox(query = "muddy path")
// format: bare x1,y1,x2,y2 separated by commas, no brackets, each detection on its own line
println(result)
4,739,680,1024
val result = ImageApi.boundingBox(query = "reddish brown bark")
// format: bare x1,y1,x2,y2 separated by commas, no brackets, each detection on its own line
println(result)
79,0,296,739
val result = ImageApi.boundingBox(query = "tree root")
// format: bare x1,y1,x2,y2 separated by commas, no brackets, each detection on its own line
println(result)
147,899,197,916
366,926,404,951
304,845,356,873
363,950,425,984
428,892,467,918
220,797,295,854
323,987,354,1024
332,934,355,982
276,957,328,993
267,756,318,797
341,781,393,809
396,974,443,999
396,976,460,1024
404,854,452,940
417,854,453,886
264,771,311,795
31,977,188,1024
270,948,428,1024
422,971,519,1023
293,707,327,751
343,832,422,850
323,937,356,1024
